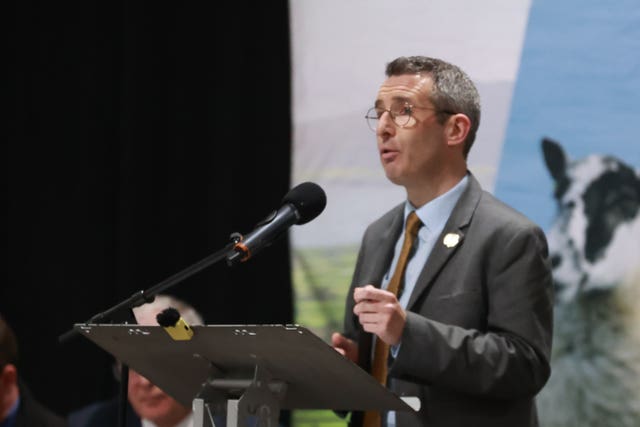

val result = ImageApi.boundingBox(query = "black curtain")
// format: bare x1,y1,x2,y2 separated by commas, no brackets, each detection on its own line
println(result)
6,1,293,416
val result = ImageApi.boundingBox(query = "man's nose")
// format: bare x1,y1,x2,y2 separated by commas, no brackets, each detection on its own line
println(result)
377,111,395,137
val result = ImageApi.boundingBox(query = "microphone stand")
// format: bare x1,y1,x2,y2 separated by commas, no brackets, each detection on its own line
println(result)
59,235,242,427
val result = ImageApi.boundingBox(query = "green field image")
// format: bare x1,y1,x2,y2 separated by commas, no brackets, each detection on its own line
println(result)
291,245,359,427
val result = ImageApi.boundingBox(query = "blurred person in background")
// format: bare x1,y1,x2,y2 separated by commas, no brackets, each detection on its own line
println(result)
68,294,202,427
1,313,67,427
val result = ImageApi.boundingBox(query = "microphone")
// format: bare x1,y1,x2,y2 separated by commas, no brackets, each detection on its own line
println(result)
226,182,326,266
156,307,194,341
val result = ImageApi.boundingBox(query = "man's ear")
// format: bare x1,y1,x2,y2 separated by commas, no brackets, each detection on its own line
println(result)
446,114,471,148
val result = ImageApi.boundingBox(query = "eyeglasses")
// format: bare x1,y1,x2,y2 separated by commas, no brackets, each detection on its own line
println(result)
365,101,455,132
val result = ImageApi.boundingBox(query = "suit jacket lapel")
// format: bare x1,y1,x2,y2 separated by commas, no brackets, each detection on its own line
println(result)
407,174,483,311
365,204,404,286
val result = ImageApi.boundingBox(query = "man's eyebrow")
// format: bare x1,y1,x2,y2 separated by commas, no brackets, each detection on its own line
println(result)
391,96,411,103
374,96,411,108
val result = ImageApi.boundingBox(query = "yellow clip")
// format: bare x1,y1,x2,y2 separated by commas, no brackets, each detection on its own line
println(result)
163,317,194,341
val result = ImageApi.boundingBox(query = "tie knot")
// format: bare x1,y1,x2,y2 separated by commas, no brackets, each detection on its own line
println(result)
405,211,422,237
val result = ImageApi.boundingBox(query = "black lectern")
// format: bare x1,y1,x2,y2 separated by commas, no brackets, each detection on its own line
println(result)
75,324,419,427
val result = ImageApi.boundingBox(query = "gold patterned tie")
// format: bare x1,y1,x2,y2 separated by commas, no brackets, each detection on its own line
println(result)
362,211,422,427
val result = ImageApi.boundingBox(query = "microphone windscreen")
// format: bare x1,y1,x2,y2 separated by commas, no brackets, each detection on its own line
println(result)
282,182,327,225
156,307,180,327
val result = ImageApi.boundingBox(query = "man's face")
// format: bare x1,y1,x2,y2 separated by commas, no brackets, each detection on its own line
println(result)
128,369,190,426
374,74,448,189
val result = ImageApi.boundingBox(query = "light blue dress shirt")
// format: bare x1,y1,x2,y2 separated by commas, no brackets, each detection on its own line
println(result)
381,174,468,427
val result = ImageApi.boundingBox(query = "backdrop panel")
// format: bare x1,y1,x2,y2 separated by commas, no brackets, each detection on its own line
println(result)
496,0,640,425
290,1,532,425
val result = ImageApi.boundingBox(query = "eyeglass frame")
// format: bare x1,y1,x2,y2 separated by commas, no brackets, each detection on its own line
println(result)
364,102,456,132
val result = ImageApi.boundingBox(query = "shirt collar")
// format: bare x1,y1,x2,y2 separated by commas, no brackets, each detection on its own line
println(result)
403,174,469,235
141,413,193,427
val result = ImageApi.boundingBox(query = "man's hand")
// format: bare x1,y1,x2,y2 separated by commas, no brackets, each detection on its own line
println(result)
353,284,406,346
331,332,359,363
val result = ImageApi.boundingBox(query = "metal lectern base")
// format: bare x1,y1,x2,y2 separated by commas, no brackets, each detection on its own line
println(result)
193,358,285,427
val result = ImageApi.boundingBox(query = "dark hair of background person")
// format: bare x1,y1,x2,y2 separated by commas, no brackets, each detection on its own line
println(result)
6,1,293,417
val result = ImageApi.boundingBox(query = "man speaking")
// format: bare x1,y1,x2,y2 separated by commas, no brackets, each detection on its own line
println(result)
332,56,553,427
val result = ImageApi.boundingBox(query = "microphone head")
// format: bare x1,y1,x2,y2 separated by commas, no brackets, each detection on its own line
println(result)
282,182,327,225
156,307,181,328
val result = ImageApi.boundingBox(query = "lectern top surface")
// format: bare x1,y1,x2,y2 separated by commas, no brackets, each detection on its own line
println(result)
76,323,415,412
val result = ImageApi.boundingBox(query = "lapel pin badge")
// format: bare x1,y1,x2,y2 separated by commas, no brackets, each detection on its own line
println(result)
443,233,461,248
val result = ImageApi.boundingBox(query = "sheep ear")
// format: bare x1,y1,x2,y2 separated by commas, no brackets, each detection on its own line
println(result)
542,137,568,183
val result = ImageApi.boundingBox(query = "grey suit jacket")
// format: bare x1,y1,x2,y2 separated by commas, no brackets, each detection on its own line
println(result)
343,174,553,427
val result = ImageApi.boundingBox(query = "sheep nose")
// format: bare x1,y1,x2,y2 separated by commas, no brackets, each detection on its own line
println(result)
550,253,562,269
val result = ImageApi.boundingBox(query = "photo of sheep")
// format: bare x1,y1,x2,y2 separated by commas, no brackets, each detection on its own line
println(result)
537,139,640,426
